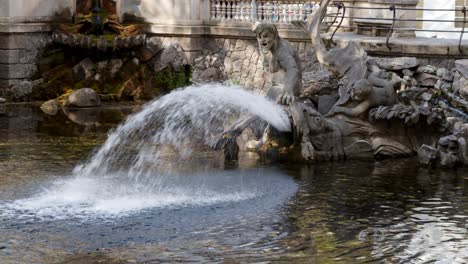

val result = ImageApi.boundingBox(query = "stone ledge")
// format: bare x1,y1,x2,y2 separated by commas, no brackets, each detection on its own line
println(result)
0,23,52,33
145,22,310,41
368,0,419,5
327,32,468,58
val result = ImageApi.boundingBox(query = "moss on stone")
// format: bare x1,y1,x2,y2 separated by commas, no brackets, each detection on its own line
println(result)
153,66,192,93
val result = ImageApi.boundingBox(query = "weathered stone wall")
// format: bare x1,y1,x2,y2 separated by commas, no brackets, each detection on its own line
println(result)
148,35,318,94
0,0,74,95
0,33,52,90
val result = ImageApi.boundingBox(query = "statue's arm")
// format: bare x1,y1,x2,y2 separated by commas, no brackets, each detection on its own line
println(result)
279,53,300,105
367,71,389,88
332,101,371,117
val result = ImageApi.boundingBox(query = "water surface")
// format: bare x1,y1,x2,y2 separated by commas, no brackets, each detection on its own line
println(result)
0,104,467,264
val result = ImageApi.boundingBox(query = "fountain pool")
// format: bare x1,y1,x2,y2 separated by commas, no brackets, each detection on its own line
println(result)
0,85,467,263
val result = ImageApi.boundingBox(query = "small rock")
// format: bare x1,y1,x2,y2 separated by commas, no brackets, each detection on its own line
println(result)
402,69,414,77
439,152,458,168
198,67,221,82
415,73,438,87
137,45,162,62
436,68,453,82
40,99,60,115
458,137,468,165
454,59,468,79
421,92,432,101
96,60,108,73
302,70,334,97
416,65,437,74
64,88,101,108
0,97,6,103
108,59,123,78
417,144,439,165
73,58,95,81
11,81,33,99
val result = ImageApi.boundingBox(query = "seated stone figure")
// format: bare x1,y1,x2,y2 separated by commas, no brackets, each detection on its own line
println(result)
327,71,399,118
213,22,302,158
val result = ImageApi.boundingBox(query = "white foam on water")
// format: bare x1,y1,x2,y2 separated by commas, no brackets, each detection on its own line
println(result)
1,169,295,220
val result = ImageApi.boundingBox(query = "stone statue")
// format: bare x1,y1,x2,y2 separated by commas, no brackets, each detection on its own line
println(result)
289,102,413,162
213,22,303,158
327,71,400,118
253,22,302,105
274,0,425,162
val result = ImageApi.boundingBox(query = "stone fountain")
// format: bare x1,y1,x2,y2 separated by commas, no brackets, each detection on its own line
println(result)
53,0,146,51
216,0,468,168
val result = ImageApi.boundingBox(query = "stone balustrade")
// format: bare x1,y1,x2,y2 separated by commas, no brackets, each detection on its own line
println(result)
210,0,318,23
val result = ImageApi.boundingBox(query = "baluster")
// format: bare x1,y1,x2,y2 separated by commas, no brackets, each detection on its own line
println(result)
288,1,293,22
234,1,239,20
251,0,258,21
284,1,288,23
232,1,236,20
219,0,224,20
223,1,228,20
214,0,219,19
289,1,297,22
299,1,304,21
230,1,234,20
304,1,312,21
240,0,245,21
244,0,249,21
271,1,277,22
281,1,287,23
260,1,264,20
265,1,271,21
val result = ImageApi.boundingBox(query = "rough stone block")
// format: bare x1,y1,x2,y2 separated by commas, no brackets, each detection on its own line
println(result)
11,80,32,99
232,60,243,73
235,40,246,51
317,95,337,115
0,64,37,79
371,57,418,71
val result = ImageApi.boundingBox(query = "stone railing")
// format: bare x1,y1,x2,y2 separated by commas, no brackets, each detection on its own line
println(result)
210,0,319,23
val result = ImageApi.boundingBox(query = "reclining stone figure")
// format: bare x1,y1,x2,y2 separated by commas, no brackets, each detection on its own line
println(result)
327,70,400,118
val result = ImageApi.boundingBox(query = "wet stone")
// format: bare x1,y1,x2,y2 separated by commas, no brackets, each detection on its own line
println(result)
40,100,60,115
65,88,101,108
417,144,439,165
440,152,458,168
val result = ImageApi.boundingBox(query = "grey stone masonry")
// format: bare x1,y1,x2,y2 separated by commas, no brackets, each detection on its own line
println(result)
0,33,51,92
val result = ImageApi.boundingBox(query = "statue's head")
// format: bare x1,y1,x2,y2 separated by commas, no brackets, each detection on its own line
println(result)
304,107,325,134
351,79,372,101
252,22,279,51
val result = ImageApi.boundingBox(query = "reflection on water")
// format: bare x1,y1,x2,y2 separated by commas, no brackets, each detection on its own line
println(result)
285,161,468,264
0,104,468,264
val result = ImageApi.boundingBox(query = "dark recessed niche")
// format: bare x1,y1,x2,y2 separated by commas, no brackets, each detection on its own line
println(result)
76,0,117,15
